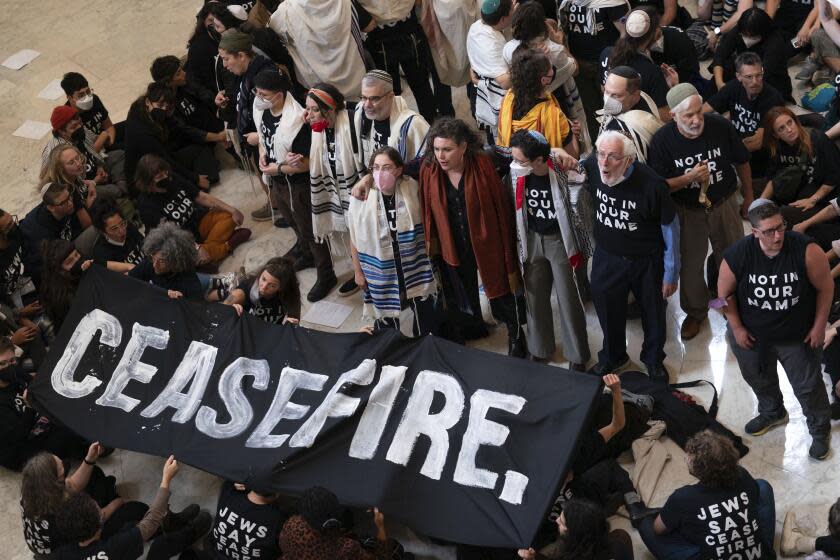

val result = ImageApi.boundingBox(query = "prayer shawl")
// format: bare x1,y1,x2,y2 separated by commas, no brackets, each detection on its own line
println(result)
354,96,430,168
420,153,520,300
508,164,581,270
347,176,436,320
597,93,663,163
496,92,571,150
558,0,630,33
357,0,416,26
268,0,367,100
419,0,477,86
310,109,364,244
252,92,306,183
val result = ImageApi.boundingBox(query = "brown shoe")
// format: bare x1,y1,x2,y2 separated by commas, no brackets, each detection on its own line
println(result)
226,228,252,251
680,316,702,340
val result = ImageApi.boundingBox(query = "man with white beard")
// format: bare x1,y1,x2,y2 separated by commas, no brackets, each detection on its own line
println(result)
583,131,679,381
649,83,751,342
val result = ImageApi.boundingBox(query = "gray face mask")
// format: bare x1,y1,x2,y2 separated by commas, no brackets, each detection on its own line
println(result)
254,96,274,111
76,94,94,111
741,34,762,48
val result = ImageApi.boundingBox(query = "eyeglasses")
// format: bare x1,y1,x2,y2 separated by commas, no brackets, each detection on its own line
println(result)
66,154,85,165
596,151,626,163
756,220,787,237
738,71,764,81
0,357,18,368
106,219,127,234
51,196,74,208
360,94,389,104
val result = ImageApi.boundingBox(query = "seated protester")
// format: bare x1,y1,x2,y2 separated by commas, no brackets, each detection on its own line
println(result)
129,223,204,300
703,51,784,188
712,7,793,101
21,448,149,559
518,499,634,560
305,83,366,298
631,0,692,28
496,47,578,167
348,147,439,337
648,24,705,94
134,154,250,267
0,338,88,472
60,72,120,153
639,430,776,560
600,66,664,163
253,68,338,302
19,183,84,287
507,131,590,370
808,2,840,88
0,299,46,371
185,3,223,106
224,258,301,324
698,0,754,54
781,498,840,557
503,1,592,154
467,0,516,143
557,0,628,143
42,106,127,201
52,457,211,560
766,0,819,54
40,144,97,229
601,8,675,123
90,201,145,272
38,241,91,332
124,82,221,189
0,208,35,308
202,479,290,560
760,106,840,225
150,55,224,137
279,486,391,559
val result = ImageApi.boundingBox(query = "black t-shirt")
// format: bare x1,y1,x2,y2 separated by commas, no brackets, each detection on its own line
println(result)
372,119,390,150
92,225,145,266
561,3,627,62
236,278,287,324
524,173,561,235
659,467,774,560
630,0,665,11
276,125,312,184
260,110,280,164
445,175,474,263
128,259,204,301
651,26,700,84
324,126,338,179
52,527,144,560
381,193,406,296
66,94,109,137
600,49,669,108
775,0,814,37
714,30,792,100
707,80,784,137
207,481,286,560
649,113,750,207
0,229,26,298
724,232,817,343
22,204,83,245
582,158,675,256
768,129,840,200
136,178,206,235
22,509,63,557
0,383,35,470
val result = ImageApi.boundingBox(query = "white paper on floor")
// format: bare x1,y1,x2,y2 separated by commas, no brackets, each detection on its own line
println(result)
302,300,354,329
12,120,52,140
2,49,40,70
37,79,65,100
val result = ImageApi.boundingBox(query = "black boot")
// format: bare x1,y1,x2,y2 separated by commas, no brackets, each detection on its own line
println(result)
625,492,660,528
508,326,527,358
162,504,201,533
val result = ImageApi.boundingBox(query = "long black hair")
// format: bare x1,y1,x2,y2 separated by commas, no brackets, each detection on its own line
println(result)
510,46,551,120
610,7,660,69
511,1,548,43
188,3,218,48
557,500,612,560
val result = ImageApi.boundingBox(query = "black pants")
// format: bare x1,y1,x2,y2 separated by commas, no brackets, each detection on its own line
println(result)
174,144,220,184
374,296,438,337
146,522,202,560
368,33,437,124
591,247,666,367
103,501,149,538
573,458,636,507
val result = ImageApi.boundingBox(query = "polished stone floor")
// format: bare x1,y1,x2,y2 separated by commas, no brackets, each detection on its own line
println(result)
1,1,838,558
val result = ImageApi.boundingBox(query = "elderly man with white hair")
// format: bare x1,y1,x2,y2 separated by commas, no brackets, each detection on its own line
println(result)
584,130,679,381
649,83,751,342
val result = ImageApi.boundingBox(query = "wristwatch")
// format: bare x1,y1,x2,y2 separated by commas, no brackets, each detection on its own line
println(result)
714,27,721,36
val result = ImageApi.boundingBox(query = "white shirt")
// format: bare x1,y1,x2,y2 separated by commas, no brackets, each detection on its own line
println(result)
467,20,508,79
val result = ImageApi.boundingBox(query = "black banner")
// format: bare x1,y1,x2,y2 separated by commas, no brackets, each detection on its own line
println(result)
30,267,602,548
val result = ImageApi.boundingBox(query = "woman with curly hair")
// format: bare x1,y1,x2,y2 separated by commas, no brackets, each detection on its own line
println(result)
496,47,578,169
128,222,203,300
640,430,775,559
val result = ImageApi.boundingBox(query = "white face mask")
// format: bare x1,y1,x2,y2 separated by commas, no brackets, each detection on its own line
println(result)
509,160,532,177
602,94,624,116
651,35,664,53
254,96,274,111
76,94,94,111
741,34,761,48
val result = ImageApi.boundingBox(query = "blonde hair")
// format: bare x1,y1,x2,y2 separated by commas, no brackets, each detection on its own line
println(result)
39,144,85,192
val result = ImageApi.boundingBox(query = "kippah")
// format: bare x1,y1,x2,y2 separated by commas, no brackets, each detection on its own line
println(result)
481,0,501,14
625,10,651,38
748,198,774,213
666,82,699,110
364,69,393,85
227,4,248,21
528,130,548,144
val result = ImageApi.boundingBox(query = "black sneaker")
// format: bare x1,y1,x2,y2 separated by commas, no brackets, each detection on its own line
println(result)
744,410,789,436
338,278,359,297
307,274,338,302
645,362,670,383
588,356,630,376
283,242,302,261
809,437,830,460
627,502,661,528
189,511,213,542
273,217,290,228
294,253,315,272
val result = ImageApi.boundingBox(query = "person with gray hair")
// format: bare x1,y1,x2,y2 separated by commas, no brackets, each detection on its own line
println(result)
128,222,203,300
718,198,833,460
583,129,680,381
649,82,752,342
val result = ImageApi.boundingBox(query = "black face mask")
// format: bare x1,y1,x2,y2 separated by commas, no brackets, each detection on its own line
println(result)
69,259,85,279
0,362,20,385
150,107,168,124
71,128,85,143
156,177,172,190
207,25,221,42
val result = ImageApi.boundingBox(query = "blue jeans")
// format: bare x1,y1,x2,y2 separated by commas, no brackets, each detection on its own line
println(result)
639,479,775,560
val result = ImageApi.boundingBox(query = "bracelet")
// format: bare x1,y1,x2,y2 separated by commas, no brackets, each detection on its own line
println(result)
84,458,96,466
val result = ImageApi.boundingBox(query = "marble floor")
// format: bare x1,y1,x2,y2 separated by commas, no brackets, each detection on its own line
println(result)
1,1,838,558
